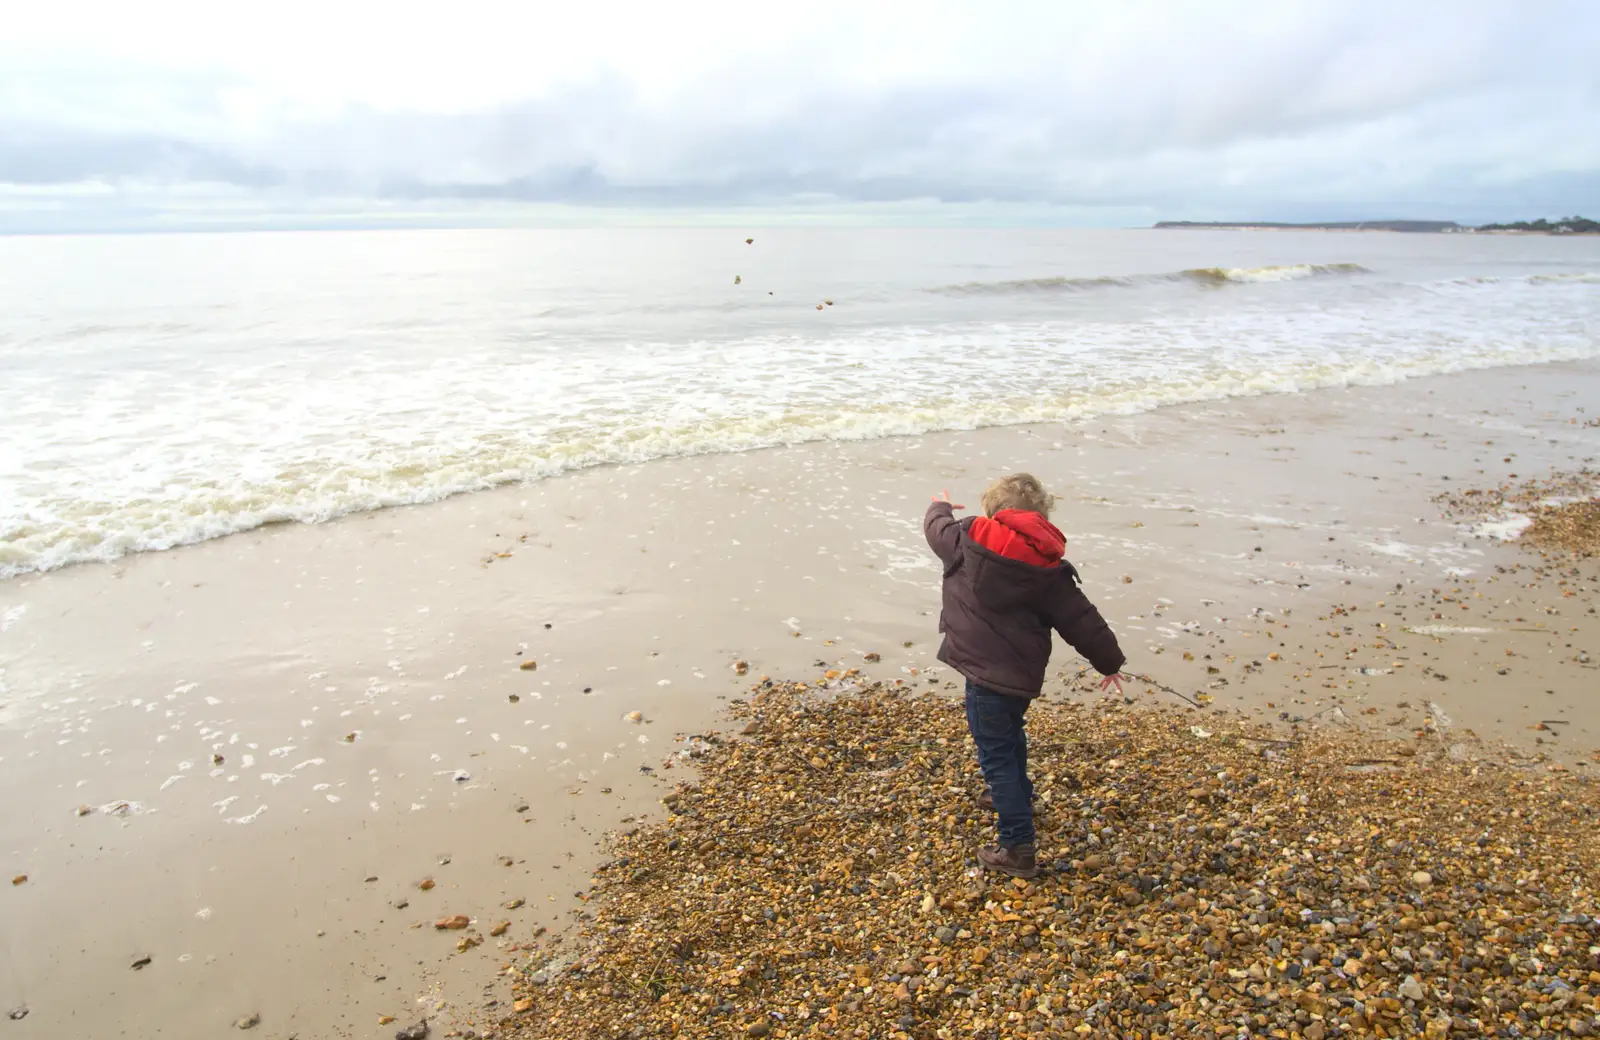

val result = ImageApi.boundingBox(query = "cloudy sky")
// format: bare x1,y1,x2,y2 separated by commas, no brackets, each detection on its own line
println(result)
2,0,1596,230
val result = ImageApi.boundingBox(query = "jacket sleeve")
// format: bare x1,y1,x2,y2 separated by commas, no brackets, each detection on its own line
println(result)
923,501,962,569
1048,583,1126,676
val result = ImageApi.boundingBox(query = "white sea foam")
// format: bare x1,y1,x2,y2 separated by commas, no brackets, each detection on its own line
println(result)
1468,515,1533,541
0,605,26,632
1192,263,1366,284
2,235,1597,578
933,262,1369,294
1529,271,1600,284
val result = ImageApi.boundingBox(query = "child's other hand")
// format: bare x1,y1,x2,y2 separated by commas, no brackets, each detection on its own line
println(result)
932,489,965,509
1098,673,1128,695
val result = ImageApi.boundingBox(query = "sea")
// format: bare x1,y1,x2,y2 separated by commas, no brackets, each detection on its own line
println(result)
2,227,1597,579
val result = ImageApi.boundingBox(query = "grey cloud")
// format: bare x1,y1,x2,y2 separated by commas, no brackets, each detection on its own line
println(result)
1,2,1597,227
0,121,283,186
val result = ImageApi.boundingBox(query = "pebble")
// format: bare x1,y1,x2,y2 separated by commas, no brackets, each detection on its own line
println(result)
130,954,152,971
395,1023,429,1040
1412,870,1434,886
1437,471,1600,555
498,681,1600,1040
233,1012,260,1030
435,915,470,930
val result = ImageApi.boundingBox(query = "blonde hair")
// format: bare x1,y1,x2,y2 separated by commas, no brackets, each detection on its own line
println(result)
981,473,1054,518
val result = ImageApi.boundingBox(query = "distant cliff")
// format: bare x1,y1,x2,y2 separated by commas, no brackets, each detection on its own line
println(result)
1154,220,1461,233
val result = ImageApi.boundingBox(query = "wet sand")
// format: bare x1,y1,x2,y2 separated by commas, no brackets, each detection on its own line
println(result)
1,360,1597,1036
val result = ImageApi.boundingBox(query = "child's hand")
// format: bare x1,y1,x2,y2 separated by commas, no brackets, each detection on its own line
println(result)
931,489,965,509
1098,673,1129,695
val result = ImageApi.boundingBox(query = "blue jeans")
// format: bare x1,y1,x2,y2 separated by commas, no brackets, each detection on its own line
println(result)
964,680,1036,847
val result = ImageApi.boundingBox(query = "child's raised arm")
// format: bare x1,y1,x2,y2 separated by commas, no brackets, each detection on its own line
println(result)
923,490,965,568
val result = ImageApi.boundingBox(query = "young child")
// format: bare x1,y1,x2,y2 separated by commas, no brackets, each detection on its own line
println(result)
924,473,1127,878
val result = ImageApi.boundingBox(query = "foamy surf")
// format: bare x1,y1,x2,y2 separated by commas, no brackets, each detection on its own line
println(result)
1452,271,1600,287
1529,271,1600,284
933,262,1369,295
3,230,1598,579
5,332,1597,579
1467,515,1534,541
1184,262,1369,284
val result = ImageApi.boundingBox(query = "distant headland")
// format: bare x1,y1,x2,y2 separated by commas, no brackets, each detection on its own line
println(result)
1154,220,1459,233
1154,216,1597,234
1476,216,1598,234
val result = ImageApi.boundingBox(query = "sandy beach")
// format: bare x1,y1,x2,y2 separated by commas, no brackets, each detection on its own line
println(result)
2,360,1598,1037
6,5,1598,1035
0,353,1593,1030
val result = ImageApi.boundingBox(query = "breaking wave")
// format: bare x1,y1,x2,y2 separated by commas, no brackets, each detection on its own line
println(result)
1184,263,1371,284
5,234,1597,581
1528,271,1600,284
933,263,1371,295
6,321,1597,579
1449,271,1600,287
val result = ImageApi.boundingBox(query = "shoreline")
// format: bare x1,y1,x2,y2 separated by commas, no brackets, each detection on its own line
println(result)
2,360,1597,1036
10,346,1600,584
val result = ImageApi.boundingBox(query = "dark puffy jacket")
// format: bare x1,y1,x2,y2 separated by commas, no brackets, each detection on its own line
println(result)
925,501,1125,698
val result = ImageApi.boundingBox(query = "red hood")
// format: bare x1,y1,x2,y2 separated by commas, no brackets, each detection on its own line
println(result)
969,509,1066,567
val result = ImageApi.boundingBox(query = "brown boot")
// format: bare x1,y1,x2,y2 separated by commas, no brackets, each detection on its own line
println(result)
976,843,1038,879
